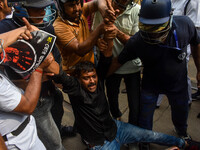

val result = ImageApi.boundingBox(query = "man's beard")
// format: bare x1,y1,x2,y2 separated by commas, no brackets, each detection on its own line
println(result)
88,82,96,88
66,10,82,23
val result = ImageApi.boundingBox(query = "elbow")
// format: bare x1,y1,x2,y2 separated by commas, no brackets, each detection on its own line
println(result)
15,107,34,115
26,108,35,115
22,106,35,115
75,44,91,57
76,52,85,57
74,49,87,57
21,98,38,115
13,95,39,115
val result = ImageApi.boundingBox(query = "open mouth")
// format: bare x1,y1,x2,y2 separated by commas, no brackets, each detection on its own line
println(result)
88,83,96,91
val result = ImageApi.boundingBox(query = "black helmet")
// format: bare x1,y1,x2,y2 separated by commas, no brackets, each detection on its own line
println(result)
7,0,53,7
139,0,172,25
54,0,83,20
24,0,54,8
13,0,56,29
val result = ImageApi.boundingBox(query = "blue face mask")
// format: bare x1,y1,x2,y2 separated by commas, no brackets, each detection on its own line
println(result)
13,6,56,29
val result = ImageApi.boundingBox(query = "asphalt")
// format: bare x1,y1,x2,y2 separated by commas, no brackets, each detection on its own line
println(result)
60,56,200,150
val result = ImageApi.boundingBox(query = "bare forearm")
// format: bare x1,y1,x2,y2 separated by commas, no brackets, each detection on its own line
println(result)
86,0,98,15
85,0,112,17
19,55,55,114
103,39,113,57
13,70,43,114
75,23,103,56
116,29,130,45
97,0,115,22
97,0,107,14
103,33,113,57
0,26,26,51
24,71,42,111
107,57,122,76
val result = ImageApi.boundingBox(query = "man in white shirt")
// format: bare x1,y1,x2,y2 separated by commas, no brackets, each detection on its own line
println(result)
0,18,59,150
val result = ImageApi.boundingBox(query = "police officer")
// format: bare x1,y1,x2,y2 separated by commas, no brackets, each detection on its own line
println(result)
108,0,200,149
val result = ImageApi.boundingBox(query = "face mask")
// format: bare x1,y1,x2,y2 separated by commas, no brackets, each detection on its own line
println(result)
140,27,170,44
139,15,173,44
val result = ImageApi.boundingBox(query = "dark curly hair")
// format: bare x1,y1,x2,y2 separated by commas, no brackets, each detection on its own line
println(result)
72,61,95,78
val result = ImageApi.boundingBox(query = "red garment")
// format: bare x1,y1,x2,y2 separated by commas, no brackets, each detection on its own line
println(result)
84,0,93,30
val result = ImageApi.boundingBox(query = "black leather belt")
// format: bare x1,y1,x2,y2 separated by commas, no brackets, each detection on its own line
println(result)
3,116,30,141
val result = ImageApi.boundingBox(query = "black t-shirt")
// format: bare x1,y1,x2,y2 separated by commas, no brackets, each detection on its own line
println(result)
58,54,117,146
118,16,200,93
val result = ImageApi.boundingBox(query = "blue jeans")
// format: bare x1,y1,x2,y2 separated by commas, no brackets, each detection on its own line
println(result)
139,89,189,136
33,95,65,150
90,120,185,150
106,72,141,125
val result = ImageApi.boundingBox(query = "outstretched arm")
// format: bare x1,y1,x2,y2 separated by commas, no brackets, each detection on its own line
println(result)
97,0,116,23
84,0,116,22
12,19,59,115
0,27,27,53
0,18,38,53
106,57,122,77
96,45,113,78
64,22,105,57
116,29,131,45
13,53,55,114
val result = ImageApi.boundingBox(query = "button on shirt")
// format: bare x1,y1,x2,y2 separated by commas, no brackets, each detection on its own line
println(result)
59,55,117,146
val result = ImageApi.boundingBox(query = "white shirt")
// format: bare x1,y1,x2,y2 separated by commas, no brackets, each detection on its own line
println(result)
5,7,14,19
0,73,27,136
172,0,200,27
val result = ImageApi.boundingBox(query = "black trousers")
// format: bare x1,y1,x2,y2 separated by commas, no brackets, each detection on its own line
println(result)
51,87,64,131
106,71,141,125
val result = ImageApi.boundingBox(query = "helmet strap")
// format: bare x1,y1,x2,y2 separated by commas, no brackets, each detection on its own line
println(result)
0,39,6,65
169,13,173,29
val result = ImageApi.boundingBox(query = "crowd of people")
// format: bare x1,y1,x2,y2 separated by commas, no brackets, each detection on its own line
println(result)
0,0,200,150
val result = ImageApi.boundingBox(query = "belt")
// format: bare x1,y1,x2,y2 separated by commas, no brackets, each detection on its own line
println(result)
83,139,104,148
3,116,30,141
87,143,104,149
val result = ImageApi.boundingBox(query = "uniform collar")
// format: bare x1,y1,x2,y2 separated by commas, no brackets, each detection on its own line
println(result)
117,3,138,17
